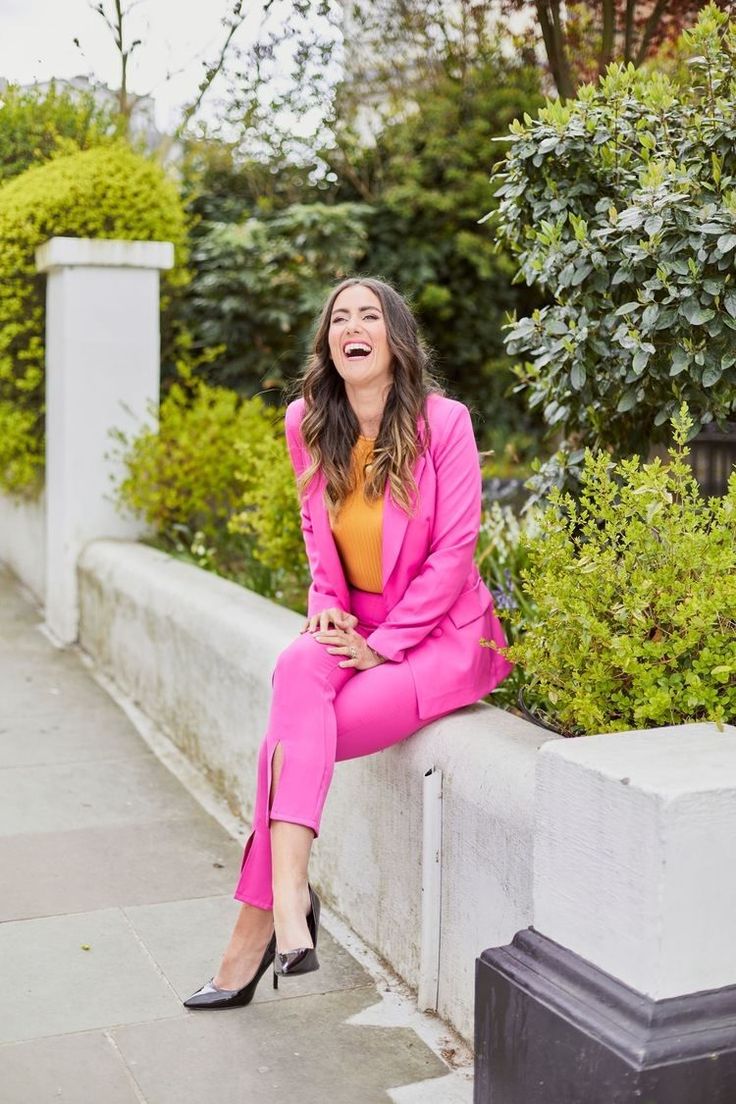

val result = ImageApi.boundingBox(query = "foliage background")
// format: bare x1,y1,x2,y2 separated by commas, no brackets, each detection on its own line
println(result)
492,4,736,502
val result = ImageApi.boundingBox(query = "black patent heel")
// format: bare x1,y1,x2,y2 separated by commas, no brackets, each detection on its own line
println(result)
183,930,276,1010
273,882,321,984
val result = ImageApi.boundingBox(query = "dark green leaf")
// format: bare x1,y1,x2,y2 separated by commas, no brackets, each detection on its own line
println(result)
570,363,586,390
717,233,736,253
680,300,716,325
616,390,638,412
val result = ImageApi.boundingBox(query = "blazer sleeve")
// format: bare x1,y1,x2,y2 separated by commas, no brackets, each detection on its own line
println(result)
284,400,344,619
364,402,482,663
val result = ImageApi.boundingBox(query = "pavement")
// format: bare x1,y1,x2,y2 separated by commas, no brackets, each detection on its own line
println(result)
0,565,474,1104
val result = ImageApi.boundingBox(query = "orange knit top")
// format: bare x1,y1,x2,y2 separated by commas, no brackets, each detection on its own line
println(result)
329,435,383,593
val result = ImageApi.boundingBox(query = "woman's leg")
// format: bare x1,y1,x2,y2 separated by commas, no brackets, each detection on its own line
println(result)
266,654,448,954
226,630,447,973
333,656,447,761
229,631,356,965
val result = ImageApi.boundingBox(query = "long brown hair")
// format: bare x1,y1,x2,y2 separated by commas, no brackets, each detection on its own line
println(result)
286,277,445,518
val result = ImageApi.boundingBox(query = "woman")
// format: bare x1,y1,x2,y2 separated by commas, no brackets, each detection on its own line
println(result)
184,277,513,1009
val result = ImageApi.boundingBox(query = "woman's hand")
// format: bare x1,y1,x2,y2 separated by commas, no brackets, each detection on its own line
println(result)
301,607,358,634
312,625,387,670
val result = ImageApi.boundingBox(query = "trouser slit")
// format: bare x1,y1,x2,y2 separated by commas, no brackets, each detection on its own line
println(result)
266,738,283,829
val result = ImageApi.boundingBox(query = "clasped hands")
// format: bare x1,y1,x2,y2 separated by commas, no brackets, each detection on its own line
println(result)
300,607,386,670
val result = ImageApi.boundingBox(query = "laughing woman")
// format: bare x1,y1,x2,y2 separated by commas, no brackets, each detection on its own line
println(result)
183,276,513,1009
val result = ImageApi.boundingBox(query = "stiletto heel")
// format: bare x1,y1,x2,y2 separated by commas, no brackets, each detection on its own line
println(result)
273,882,321,979
183,930,276,1010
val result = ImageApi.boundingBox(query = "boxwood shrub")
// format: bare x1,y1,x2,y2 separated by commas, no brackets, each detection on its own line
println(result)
0,140,187,494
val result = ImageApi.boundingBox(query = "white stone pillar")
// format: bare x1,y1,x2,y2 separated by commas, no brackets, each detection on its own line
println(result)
36,236,174,645
533,721,736,999
475,721,736,1104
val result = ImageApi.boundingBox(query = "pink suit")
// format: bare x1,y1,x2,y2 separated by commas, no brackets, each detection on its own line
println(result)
233,392,513,908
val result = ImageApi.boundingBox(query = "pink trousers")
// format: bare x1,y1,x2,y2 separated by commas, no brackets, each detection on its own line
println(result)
233,585,450,909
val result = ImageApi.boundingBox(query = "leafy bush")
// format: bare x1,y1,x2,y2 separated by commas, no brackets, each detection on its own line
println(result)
114,377,264,541
0,141,188,495
113,377,308,608
490,4,736,499
180,202,370,393
0,80,115,183
487,403,736,735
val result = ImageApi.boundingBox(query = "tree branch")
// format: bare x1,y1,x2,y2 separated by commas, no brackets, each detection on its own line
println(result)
176,1,246,137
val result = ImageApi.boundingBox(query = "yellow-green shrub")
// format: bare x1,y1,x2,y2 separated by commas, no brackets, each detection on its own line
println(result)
0,80,116,183
115,378,274,540
490,404,736,735
113,378,308,608
0,140,188,494
228,427,310,610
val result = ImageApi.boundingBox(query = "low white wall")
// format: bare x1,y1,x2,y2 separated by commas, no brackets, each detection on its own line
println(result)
0,488,46,602
77,538,552,1045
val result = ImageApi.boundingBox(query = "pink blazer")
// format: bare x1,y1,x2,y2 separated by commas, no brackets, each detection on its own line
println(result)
284,393,514,719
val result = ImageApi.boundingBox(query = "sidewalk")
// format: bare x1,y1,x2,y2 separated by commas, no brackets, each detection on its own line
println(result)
0,565,472,1104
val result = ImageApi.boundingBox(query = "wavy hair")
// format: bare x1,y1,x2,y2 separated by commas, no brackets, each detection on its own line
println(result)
286,277,445,519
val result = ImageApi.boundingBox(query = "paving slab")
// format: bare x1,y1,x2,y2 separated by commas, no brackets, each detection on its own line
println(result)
0,707,152,768
0,1031,142,1104
124,894,375,1003
0,818,241,922
0,564,465,1101
0,907,181,1044
110,986,446,1104
0,658,118,715
0,754,204,836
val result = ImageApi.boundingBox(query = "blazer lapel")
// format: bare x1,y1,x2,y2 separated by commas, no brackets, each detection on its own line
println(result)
307,468,350,609
382,450,426,590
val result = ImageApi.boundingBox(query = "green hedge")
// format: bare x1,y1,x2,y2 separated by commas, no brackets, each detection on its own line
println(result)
0,141,188,495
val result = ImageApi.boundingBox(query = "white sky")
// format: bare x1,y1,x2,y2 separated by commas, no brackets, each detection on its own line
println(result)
0,0,273,131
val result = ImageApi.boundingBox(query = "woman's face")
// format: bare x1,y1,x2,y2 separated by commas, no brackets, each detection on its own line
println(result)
327,285,393,392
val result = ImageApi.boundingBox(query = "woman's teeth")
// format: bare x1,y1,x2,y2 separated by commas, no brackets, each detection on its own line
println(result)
344,342,372,358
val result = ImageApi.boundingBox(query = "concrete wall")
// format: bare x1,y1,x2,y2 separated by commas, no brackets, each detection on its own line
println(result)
0,489,46,602
77,537,551,1045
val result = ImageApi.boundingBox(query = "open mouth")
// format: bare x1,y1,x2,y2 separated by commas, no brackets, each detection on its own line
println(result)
343,341,372,360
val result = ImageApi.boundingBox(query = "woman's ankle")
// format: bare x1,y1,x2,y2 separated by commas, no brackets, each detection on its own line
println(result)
273,880,310,909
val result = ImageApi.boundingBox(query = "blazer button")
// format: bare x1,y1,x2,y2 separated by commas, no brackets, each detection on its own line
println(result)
430,626,443,637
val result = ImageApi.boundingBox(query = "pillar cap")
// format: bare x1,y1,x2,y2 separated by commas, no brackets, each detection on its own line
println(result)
36,236,174,273
538,721,736,795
